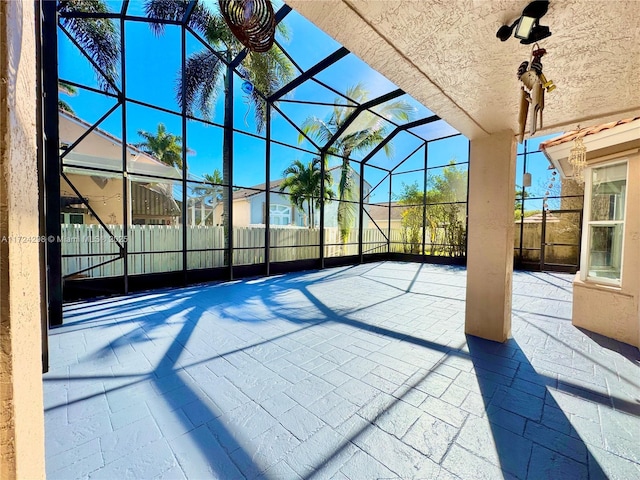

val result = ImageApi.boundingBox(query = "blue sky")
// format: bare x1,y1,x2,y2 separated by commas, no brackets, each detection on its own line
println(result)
58,1,557,206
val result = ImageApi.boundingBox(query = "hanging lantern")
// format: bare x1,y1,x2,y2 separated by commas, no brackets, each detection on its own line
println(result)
568,136,587,184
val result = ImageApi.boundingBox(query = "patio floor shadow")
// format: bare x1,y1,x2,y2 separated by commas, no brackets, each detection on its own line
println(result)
43,262,640,479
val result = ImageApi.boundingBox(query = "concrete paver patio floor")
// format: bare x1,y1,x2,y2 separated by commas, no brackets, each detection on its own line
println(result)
44,262,640,479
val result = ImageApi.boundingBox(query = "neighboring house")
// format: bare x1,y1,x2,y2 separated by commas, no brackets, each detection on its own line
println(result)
231,180,305,227
541,117,640,348
59,111,181,226
232,168,372,228
367,201,402,231
60,111,375,231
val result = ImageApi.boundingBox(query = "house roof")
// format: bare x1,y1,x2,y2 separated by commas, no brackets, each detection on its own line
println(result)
540,116,640,178
60,109,152,158
367,202,403,223
232,166,370,201
59,110,184,180
232,179,284,200
540,117,640,150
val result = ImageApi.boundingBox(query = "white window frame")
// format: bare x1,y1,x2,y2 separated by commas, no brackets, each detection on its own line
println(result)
269,204,292,226
580,158,628,286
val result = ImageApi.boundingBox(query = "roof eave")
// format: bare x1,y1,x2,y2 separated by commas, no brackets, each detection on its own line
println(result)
541,119,640,178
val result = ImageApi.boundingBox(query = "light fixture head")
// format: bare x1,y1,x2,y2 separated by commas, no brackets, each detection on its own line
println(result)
497,0,551,44
514,15,537,40
522,25,552,44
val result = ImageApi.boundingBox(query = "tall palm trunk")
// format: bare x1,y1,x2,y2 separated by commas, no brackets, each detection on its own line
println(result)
337,151,354,248
222,56,233,266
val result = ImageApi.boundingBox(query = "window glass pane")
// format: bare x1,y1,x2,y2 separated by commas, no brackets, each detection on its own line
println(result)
270,204,292,225
186,180,227,266
588,225,623,281
275,11,342,71
591,163,626,221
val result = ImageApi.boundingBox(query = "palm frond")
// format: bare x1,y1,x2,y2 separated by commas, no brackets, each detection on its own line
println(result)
58,100,75,114
143,0,211,36
344,83,369,105
135,123,184,169
177,50,223,118
204,14,236,48
243,46,295,132
374,99,415,123
298,117,335,146
58,80,78,96
276,21,290,41
58,0,120,92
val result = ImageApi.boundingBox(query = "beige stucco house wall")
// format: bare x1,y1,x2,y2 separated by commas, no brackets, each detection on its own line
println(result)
542,119,640,348
59,112,181,226
0,1,46,478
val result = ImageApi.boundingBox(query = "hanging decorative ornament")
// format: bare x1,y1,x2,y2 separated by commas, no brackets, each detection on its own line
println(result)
542,168,557,212
241,80,255,127
218,0,276,53
568,134,587,184
241,80,254,94
517,44,556,143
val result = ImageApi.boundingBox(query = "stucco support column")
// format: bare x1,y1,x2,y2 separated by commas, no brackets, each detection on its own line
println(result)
0,1,46,479
465,131,516,342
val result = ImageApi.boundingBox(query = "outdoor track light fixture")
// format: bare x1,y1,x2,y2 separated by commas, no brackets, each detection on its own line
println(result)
497,1,552,45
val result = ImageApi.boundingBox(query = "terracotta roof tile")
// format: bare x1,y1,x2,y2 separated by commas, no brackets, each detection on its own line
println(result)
540,117,640,149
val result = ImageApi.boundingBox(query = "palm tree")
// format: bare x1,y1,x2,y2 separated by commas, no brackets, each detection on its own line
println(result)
191,170,224,225
57,0,120,92
280,158,335,228
144,0,294,258
299,83,415,243
135,123,184,169
144,0,293,128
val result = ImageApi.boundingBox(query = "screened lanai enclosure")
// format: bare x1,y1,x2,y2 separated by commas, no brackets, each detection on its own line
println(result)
44,0,470,326
43,0,582,329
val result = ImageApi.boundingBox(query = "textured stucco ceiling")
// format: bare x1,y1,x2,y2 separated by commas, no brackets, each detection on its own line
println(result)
286,0,640,140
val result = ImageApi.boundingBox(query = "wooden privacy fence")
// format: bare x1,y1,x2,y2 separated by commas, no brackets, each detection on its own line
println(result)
61,224,390,278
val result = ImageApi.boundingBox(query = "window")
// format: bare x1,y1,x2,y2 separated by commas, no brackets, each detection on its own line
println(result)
61,213,85,224
583,161,627,285
270,204,291,226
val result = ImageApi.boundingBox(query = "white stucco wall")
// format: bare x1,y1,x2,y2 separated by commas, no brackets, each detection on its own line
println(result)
0,1,46,478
